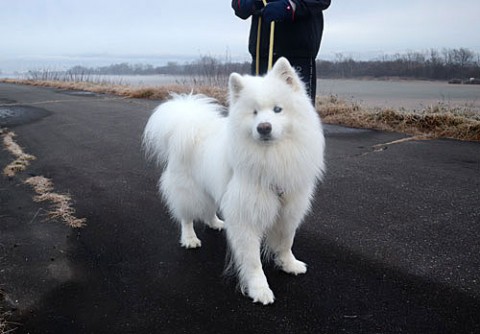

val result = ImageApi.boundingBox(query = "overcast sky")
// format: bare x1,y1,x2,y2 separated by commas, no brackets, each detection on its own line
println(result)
1,0,479,71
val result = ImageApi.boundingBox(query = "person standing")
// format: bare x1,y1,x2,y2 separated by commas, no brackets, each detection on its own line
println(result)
232,0,331,105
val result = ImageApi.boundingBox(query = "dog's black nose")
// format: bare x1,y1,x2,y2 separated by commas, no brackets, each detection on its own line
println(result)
257,122,272,136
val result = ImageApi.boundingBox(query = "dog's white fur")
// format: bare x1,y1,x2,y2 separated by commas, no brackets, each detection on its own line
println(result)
143,58,325,305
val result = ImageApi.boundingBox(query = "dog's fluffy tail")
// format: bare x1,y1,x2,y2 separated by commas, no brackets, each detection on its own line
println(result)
142,93,223,166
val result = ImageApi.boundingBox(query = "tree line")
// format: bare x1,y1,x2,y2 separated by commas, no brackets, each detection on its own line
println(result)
66,57,250,77
64,48,479,81
319,48,480,80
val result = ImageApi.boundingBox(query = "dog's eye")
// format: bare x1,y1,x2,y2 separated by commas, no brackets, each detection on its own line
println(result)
273,106,282,113
253,110,258,115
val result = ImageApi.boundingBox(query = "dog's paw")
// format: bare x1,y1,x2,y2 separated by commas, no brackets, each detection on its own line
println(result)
181,236,202,249
206,216,224,231
278,259,307,275
248,286,275,305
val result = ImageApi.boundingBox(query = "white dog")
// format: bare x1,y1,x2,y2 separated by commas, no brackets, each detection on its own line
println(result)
143,58,325,305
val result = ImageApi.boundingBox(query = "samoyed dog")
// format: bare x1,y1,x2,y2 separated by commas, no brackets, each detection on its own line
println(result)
143,58,325,305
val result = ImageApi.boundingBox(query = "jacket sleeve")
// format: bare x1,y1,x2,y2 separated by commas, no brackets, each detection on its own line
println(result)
292,0,331,19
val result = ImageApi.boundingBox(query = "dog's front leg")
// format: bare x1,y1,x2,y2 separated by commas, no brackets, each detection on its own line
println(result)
222,180,279,305
267,223,307,275
227,224,274,305
266,190,313,275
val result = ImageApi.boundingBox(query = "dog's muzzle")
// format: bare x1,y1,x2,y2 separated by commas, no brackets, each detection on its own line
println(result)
257,122,272,140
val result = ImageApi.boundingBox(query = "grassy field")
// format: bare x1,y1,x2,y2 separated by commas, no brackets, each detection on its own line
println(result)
1,78,479,141
317,94,480,141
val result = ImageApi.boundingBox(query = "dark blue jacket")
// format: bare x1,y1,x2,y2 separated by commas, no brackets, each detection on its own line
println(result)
232,0,331,58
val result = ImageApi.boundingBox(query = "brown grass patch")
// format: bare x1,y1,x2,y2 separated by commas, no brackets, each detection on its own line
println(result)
1,130,36,177
24,176,86,228
0,78,229,106
1,130,85,227
317,95,480,141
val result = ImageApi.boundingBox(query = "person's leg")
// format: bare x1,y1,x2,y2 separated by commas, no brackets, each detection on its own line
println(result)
287,57,316,106
250,56,273,76
309,59,317,106
251,56,316,105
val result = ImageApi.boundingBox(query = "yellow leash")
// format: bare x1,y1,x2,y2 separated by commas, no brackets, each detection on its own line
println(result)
255,0,275,75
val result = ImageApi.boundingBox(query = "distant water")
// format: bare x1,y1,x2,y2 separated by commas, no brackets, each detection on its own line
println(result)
317,78,480,112
2,73,479,113
111,75,480,113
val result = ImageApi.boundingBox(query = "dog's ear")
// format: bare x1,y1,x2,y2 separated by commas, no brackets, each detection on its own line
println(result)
270,57,303,92
229,72,244,104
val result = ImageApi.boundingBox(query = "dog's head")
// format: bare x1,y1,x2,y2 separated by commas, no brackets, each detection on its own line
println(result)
228,58,312,144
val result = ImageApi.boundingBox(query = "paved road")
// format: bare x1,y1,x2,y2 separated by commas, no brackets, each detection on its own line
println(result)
1,82,479,333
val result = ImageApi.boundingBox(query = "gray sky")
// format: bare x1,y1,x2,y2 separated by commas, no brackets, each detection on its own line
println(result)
1,0,480,71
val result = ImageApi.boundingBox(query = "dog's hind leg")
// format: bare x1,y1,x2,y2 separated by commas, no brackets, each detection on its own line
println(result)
180,220,202,248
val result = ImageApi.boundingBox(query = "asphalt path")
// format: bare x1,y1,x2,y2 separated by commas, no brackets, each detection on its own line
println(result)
1,82,479,333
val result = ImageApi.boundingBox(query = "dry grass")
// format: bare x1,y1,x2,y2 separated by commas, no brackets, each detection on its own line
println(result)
1,129,86,228
317,95,480,141
0,78,229,105
1,130,36,177
2,78,479,141
24,176,86,228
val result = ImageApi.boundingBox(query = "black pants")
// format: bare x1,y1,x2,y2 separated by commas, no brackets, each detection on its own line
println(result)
251,56,317,105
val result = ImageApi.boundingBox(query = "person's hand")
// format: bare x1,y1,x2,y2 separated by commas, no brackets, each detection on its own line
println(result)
238,0,265,15
262,0,294,23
